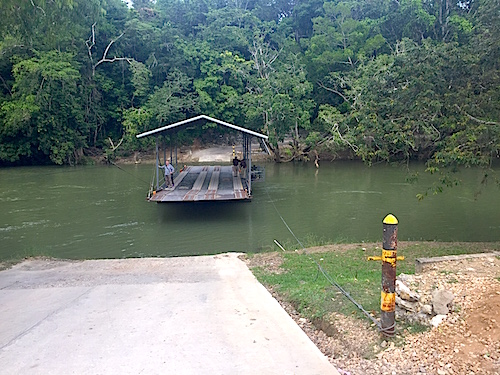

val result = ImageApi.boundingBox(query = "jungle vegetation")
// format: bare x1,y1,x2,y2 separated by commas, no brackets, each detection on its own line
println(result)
0,0,499,181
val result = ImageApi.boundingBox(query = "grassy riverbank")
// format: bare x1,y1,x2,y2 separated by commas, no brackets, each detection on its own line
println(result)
246,241,500,323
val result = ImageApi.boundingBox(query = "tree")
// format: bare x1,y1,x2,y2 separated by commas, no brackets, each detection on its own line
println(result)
0,51,85,164
305,1,387,106
193,49,249,124
0,0,498,171
146,69,200,127
244,36,314,160
317,33,500,195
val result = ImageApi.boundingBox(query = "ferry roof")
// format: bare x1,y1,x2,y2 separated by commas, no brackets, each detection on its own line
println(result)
136,114,268,140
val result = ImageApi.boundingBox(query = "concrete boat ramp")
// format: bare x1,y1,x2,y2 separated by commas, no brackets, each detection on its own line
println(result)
0,254,339,374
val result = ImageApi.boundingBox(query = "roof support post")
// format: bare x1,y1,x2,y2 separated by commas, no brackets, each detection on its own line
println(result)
155,136,159,191
244,134,252,196
163,136,167,165
169,134,173,166
174,131,178,170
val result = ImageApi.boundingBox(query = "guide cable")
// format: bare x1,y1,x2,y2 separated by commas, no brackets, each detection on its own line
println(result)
109,160,151,185
264,187,390,333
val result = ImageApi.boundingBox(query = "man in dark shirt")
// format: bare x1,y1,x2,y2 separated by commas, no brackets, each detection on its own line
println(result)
232,156,239,177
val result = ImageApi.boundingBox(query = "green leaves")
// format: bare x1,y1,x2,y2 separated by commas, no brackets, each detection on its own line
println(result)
122,107,153,150
146,69,199,126
0,0,497,174
1,51,84,164
242,40,314,159
130,60,152,104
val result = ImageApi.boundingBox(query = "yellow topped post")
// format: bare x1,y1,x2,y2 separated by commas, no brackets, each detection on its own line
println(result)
368,214,404,337
383,214,398,225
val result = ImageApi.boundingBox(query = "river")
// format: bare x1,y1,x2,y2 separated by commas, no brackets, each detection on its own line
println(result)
0,161,499,260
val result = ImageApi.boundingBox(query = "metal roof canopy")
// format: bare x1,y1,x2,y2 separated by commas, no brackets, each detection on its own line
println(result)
136,114,269,140
136,115,269,201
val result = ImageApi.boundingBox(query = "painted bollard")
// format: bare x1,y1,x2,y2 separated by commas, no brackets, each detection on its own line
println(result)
368,214,404,336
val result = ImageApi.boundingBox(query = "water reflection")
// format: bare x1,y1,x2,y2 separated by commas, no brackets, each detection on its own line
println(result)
157,202,249,223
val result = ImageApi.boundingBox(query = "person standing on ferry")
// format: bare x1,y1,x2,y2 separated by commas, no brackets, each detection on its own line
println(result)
160,160,175,188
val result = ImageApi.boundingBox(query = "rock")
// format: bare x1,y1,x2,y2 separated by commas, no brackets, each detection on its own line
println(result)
432,289,454,315
395,307,407,320
430,314,448,327
396,279,420,302
397,273,411,282
405,311,431,325
415,312,432,325
421,304,433,315
396,296,418,312
337,369,351,375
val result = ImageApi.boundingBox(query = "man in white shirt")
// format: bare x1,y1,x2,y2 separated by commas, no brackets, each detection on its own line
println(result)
160,160,175,188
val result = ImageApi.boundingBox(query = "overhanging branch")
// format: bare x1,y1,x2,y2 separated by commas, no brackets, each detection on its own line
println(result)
455,104,500,126
317,80,351,105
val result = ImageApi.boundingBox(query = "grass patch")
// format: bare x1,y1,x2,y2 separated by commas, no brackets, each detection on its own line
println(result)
251,241,500,324
255,247,381,320
403,322,429,334
261,234,341,252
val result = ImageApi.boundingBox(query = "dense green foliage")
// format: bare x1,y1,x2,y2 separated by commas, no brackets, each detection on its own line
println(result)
0,0,498,174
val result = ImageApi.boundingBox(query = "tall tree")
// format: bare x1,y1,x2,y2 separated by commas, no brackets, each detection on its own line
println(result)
244,35,314,160
305,1,386,106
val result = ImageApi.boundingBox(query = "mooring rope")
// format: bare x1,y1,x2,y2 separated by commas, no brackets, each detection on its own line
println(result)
264,186,389,333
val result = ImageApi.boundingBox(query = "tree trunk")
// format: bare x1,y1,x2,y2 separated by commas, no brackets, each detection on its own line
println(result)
273,144,281,162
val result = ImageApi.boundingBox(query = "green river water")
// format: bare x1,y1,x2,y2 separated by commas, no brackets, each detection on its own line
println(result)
0,161,499,260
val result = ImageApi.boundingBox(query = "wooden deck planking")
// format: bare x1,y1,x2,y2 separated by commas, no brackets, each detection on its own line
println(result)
183,166,209,201
148,165,250,203
232,174,246,199
204,166,220,200
173,166,191,186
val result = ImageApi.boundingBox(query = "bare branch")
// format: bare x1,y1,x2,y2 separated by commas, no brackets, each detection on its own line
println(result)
93,33,133,74
86,23,97,67
98,33,124,64
455,104,500,125
38,76,45,94
30,0,46,16
332,123,359,152
86,25,133,76
249,39,281,79
108,137,124,151
317,80,351,104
